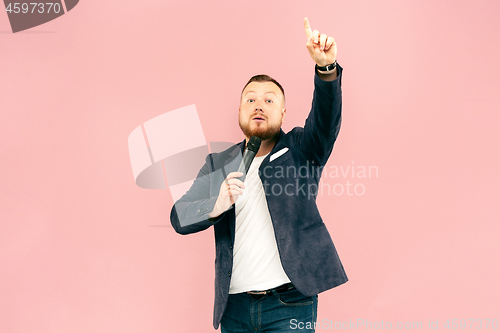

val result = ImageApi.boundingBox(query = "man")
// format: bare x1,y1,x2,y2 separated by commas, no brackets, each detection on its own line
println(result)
170,18,347,332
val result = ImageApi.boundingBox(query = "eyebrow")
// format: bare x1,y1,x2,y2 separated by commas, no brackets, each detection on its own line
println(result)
244,91,277,96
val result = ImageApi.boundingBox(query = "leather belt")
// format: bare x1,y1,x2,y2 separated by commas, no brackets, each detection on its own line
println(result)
246,283,295,297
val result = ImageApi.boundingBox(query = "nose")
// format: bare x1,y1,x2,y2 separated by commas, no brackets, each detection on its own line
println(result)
254,101,264,112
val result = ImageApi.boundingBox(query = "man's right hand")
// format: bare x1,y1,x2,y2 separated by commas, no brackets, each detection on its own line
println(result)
208,172,246,219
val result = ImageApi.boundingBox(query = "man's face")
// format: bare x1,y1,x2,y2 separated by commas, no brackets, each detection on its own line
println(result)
239,81,286,141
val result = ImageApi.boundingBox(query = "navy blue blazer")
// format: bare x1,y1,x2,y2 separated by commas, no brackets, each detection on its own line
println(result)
170,65,347,329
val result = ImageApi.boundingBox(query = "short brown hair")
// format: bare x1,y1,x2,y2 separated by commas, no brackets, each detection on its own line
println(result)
241,74,285,101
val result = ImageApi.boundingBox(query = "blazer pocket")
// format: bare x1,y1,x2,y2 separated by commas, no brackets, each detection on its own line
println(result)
270,147,289,162
271,151,292,165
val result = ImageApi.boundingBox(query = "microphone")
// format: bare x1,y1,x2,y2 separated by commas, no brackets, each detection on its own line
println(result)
236,136,261,182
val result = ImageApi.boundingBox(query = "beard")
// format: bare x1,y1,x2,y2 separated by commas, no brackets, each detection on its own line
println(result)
239,118,281,141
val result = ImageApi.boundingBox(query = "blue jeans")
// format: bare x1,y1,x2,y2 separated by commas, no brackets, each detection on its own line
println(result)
220,285,318,332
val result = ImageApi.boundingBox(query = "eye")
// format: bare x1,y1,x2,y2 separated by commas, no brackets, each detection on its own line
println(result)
266,99,273,103
248,99,255,103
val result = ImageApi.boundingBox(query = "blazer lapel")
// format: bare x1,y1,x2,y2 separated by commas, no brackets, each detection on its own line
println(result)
258,129,286,170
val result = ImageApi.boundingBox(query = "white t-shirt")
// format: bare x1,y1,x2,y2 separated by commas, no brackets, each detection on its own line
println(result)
228,153,291,294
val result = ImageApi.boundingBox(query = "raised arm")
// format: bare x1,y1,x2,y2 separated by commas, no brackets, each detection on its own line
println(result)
297,17,343,166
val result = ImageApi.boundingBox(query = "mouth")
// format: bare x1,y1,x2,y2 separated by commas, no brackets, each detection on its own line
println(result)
252,116,266,122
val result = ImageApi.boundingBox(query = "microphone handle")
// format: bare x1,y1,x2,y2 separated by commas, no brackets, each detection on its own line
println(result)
236,149,257,182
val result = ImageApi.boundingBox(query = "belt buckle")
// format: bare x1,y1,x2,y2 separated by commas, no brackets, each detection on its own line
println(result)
246,283,293,296
246,290,268,295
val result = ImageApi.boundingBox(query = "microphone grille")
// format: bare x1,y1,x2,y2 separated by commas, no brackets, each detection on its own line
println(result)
246,136,262,153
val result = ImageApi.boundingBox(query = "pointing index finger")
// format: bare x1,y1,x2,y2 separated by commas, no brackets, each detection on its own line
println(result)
304,17,312,40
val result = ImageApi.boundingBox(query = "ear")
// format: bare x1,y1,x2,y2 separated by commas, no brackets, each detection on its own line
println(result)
281,108,287,123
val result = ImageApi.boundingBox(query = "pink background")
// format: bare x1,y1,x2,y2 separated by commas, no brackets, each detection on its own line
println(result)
1,0,499,332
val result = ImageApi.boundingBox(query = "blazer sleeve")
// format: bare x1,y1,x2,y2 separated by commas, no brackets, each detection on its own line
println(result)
295,64,343,167
170,154,227,235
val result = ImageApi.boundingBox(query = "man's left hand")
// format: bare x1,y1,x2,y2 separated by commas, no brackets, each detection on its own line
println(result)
304,17,337,67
